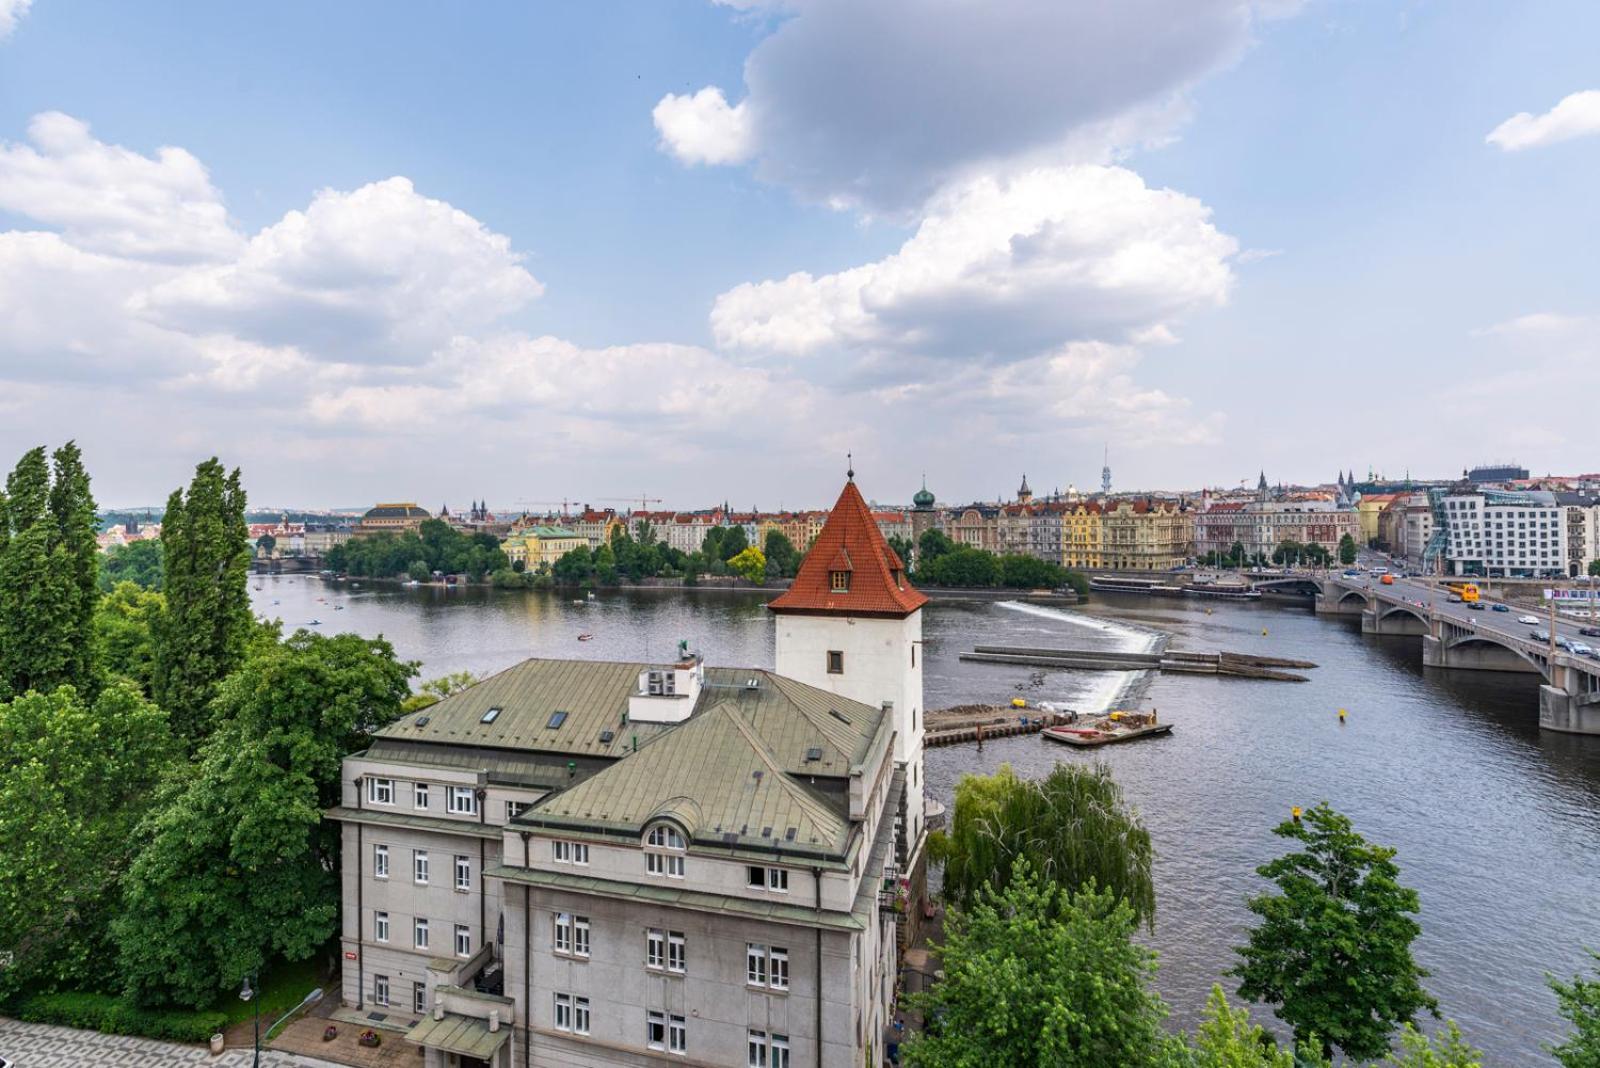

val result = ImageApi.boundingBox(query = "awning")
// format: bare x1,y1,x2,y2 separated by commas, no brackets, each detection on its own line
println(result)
405,1012,511,1060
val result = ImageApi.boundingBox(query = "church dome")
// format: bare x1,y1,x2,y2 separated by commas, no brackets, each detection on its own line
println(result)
913,479,935,509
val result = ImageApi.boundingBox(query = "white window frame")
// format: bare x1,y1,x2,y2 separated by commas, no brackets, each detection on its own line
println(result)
374,911,389,943
374,843,389,879
746,943,768,987
644,825,685,879
454,854,471,891
647,1010,667,1051
412,782,429,810
447,785,478,815
747,943,787,991
669,1013,686,1055
769,867,788,893
646,927,665,969
414,917,429,950
748,1029,768,1068
553,839,590,866
772,1033,790,1068
454,924,471,958
574,995,590,1036
554,993,572,1033
367,777,394,805
667,930,685,974
413,981,426,1014
373,974,389,1007
506,800,527,820
413,849,429,885
573,915,590,958
554,912,573,955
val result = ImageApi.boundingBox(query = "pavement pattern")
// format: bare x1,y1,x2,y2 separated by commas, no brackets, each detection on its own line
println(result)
0,1016,347,1068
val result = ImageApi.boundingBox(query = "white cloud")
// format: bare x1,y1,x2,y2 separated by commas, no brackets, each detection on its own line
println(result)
653,88,755,166
711,164,1235,361
0,0,31,40
0,112,241,262
1486,90,1600,152
1474,312,1591,337
135,177,543,364
657,0,1286,212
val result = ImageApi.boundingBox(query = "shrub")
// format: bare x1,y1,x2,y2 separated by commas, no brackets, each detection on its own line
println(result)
12,991,228,1043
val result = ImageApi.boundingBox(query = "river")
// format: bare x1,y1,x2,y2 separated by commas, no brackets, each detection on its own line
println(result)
253,576,1599,1063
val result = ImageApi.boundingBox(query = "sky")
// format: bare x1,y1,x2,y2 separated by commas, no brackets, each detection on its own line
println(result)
1,0,1598,510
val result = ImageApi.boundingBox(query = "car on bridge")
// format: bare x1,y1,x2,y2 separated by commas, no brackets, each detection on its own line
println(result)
1469,602,1485,611
1533,630,1551,642
1518,615,1541,625
1492,604,1510,612
1572,643,1595,657
1581,626,1600,637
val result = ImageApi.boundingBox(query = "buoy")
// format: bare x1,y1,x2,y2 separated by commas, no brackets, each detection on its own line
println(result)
1338,708,1347,723
1262,628,1269,635
1291,805,1303,822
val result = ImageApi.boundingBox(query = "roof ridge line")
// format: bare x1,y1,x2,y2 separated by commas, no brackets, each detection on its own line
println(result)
716,705,840,826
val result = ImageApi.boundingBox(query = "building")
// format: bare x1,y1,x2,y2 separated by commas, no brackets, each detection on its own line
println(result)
1556,493,1600,577
1099,499,1189,571
1062,502,1105,570
303,523,353,556
501,526,588,570
567,509,625,548
1193,478,1358,562
1440,489,1568,578
357,503,432,538
331,475,924,1067
1355,493,1400,547
1467,463,1530,484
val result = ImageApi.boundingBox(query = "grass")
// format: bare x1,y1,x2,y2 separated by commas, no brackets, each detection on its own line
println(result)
210,950,332,1028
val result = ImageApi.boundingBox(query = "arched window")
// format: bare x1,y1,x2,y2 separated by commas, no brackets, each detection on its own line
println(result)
644,824,685,878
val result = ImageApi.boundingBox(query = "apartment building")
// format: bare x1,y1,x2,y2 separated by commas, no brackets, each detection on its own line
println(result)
330,476,926,1067
1441,489,1568,578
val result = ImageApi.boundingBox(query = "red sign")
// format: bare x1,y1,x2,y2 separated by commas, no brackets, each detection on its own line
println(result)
344,951,357,960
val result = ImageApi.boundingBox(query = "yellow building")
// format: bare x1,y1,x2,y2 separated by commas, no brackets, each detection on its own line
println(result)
1099,500,1190,571
1063,502,1105,570
1355,493,1399,547
502,526,589,569
355,502,431,537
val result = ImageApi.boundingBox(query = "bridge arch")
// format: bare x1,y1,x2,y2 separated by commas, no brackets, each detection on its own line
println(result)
1376,601,1429,627
1441,632,1549,678
1337,589,1371,608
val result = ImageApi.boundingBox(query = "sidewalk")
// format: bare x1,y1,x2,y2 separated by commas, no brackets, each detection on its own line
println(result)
0,1015,346,1068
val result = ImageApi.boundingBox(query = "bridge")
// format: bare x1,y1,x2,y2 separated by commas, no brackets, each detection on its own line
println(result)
1316,573,1600,735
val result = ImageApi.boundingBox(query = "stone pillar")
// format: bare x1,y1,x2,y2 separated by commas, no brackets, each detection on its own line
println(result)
1422,634,1445,668
1539,684,1600,734
1361,607,1379,634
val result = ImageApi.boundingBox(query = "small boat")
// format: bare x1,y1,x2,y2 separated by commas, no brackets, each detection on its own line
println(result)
334,605,345,611
1042,710,1171,747
306,619,322,626
404,580,420,587
577,632,595,642
351,582,361,588
572,599,586,606
271,600,280,605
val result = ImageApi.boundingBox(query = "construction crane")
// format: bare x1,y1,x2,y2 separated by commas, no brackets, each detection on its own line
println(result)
597,495,664,513
514,498,579,518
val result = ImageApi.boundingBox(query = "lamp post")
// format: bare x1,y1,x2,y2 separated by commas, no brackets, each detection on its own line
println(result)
239,974,261,1067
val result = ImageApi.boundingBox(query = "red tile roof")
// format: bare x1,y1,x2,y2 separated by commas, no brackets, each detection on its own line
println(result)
768,479,928,618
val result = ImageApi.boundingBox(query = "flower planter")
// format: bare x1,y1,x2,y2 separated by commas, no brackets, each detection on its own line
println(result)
323,1024,339,1042
358,1028,382,1048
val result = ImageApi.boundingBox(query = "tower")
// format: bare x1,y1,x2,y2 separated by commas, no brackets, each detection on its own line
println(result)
1101,446,1112,496
1017,474,1033,504
768,468,929,905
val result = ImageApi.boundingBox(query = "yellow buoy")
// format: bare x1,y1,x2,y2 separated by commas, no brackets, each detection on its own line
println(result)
1262,628,1269,635
1338,708,1347,723
1291,805,1303,822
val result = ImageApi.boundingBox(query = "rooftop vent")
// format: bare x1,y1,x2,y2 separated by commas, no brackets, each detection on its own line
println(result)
751,770,764,781
480,707,502,724
745,677,760,690
761,826,772,838
828,708,853,725
598,729,615,744
415,715,431,728
804,746,823,762
785,827,797,841
547,710,568,729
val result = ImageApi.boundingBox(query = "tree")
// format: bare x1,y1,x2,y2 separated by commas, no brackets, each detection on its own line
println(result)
99,539,164,591
116,631,414,1008
998,553,1067,589
903,859,1171,1068
1385,1021,1482,1068
94,582,164,695
407,559,432,582
152,459,252,745
1588,560,1600,578
1231,802,1437,1060
918,527,955,566
255,533,277,557
932,762,1154,927
1547,950,1600,1067
920,546,1001,587
886,534,915,568
593,543,619,585
1339,534,1358,566
551,545,593,585
0,682,174,999
727,546,766,583
716,524,748,561
0,443,101,699
1228,541,1246,567
763,530,799,577
1169,986,1309,1068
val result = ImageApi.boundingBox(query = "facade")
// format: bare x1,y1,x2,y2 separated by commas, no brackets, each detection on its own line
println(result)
1194,481,1358,562
1356,493,1400,547
1441,489,1568,578
331,477,923,1068
304,524,353,556
1557,494,1600,577
1098,499,1189,571
1062,502,1105,570
570,509,625,549
502,526,588,570
358,502,432,537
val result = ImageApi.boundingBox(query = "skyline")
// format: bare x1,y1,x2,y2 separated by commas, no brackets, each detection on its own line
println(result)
2,1,1598,508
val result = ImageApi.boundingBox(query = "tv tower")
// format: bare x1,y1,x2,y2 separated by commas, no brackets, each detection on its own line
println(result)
1101,445,1112,495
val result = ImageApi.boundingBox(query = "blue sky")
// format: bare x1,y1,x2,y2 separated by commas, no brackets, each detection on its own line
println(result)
1,1,1597,508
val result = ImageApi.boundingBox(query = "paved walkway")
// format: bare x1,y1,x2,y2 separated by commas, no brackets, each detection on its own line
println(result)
0,1016,348,1068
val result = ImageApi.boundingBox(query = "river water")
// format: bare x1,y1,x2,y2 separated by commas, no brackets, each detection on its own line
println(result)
254,576,1599,1063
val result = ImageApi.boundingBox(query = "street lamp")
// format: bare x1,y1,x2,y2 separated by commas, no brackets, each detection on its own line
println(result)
239,974,261,1067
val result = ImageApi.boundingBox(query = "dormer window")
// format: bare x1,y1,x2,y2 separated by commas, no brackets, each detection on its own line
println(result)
829,570,850,592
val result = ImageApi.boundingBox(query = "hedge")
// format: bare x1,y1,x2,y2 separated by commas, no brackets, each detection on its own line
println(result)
11,991,228,1043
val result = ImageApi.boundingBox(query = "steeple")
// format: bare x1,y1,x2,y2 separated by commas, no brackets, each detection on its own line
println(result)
1101,445,1112,495
768,478,926,618
1017,473,1032,503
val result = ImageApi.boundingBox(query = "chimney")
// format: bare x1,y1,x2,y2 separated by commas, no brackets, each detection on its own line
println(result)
489,1010,500,1033
433,1000,444,1021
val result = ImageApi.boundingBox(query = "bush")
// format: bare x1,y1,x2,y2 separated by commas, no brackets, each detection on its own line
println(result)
12,991,228,1043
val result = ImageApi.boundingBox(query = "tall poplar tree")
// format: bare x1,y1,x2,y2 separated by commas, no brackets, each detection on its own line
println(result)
0,444,100,699
152,458,252,744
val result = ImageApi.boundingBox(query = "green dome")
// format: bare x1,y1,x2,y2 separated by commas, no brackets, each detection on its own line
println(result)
913,482,935,508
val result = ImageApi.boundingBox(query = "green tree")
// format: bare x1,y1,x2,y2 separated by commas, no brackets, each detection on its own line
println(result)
152,459,252,745
116,631,414,1008
255,533,277,557
903,859,1171,1068
763,529,799,577
407,559,432,582
1170,986,1308,1068
0,682,174,999
593,543,619,585
551,545,593,585
1548,950,1600,1068
0,443,101,699
920,546,1001,587
94,582,164,695
716,524,748,561
1339,534,1358,566
99,539,164,591
1588,560,1600,578
931,762,1154,927
918,527,955,566
998,553,1067,589
1231,802,1437,1060
1385,1021,1482,1067
727,545,766,583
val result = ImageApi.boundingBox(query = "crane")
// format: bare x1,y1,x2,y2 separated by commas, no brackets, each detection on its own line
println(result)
515,498,579,518
596,495,664,513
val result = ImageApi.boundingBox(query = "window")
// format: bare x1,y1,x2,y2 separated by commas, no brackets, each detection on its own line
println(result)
448,786,478,815
647,1010,667,1051
554,993,573,1033
413,849,429,885
454,855,471,891
374,844,389,879
553,840,589,865
414,917,429,950
748,944,787,991
574,916,590,958
647,927,665,969
669,1014,687,1055
747,865,788,892
367,777,394,805
481,706,502,724
748,1029,768,1067
373,974,389,1007
455,924,471,958
546,710,568,729
747,943,768,987
645,825,685,878
554,912,573,954
667,931,686,973
826,650,843,674
413,981,426,1014
374,911,389,943
829,569,850,592
770,947,789,990
772,1034,790,1068
574,996,590,1036
506,800,528,820
412,782,429,809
